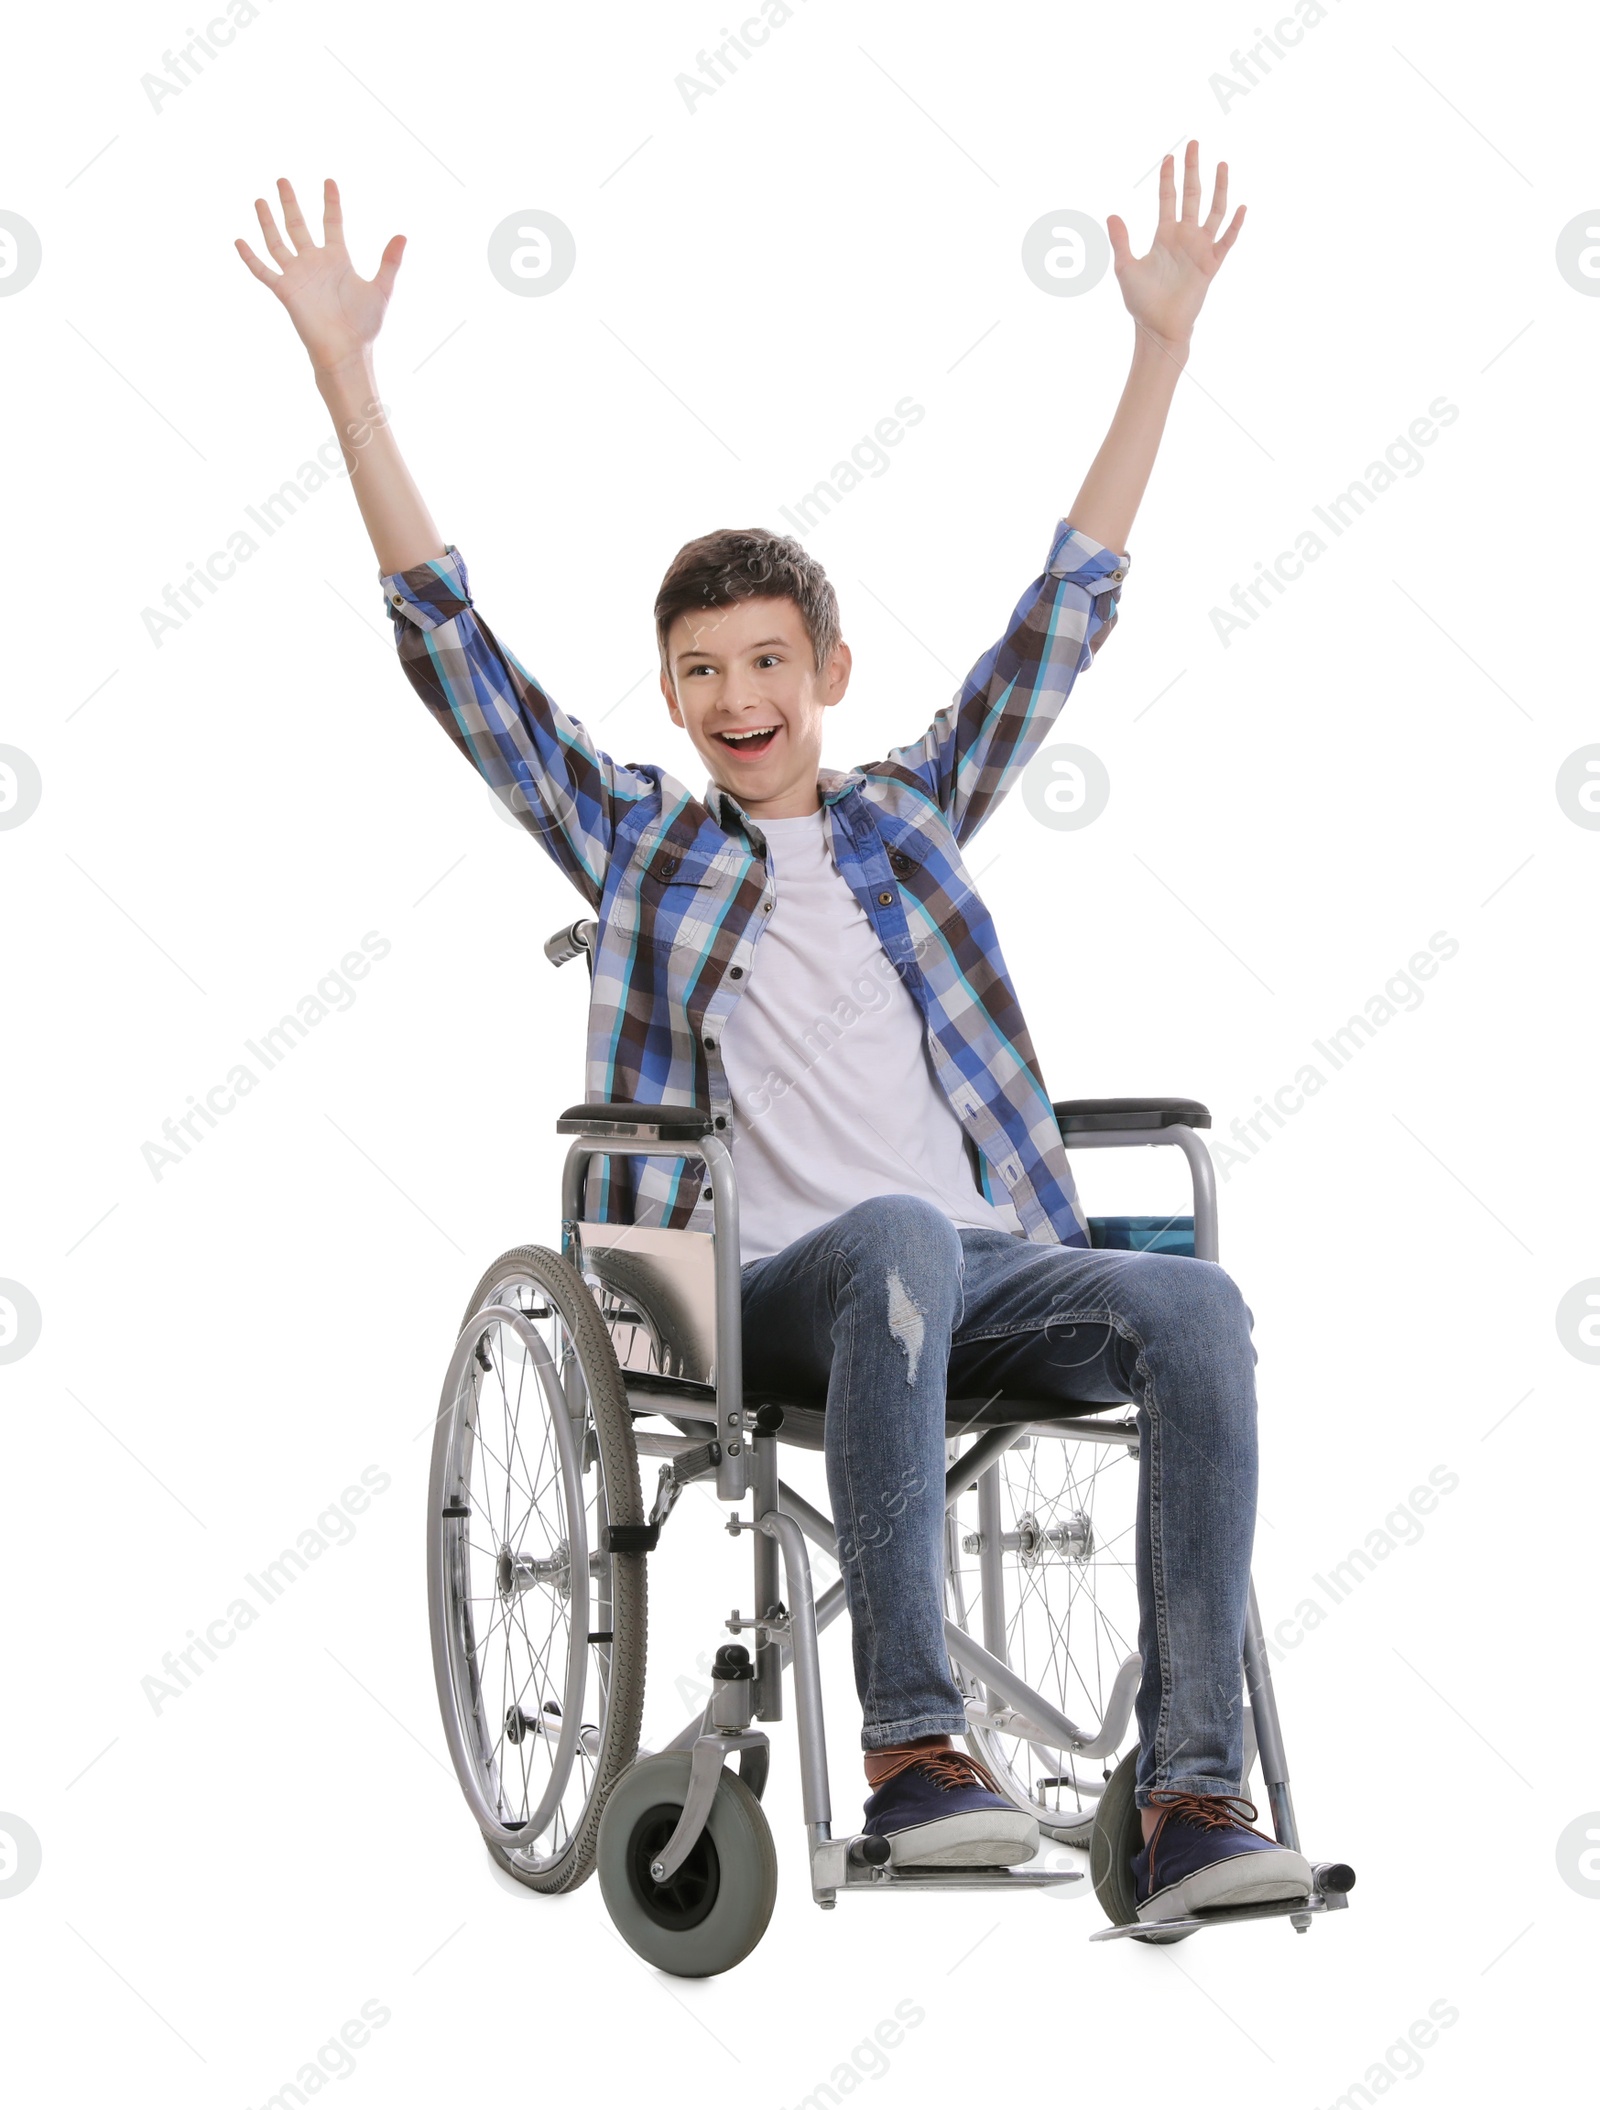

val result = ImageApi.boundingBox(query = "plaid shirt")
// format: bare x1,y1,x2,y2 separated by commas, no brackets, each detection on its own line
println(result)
381,517,1129,1242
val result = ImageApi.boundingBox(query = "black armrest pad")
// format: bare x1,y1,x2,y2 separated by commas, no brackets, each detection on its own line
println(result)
1053,1097,1211,1133
557,1102,714,1139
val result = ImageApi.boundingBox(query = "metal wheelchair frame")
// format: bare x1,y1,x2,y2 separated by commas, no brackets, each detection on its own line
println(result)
556,1099,1355,1939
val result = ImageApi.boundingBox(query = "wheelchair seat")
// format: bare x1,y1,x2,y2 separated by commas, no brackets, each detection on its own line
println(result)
583,1211,1192,1451
747,1395,1131,1452
616,1367,1129,1450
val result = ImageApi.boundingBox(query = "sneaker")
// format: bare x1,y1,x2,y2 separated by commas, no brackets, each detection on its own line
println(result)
862,1748,1039,1869
1131,1791,1313,1920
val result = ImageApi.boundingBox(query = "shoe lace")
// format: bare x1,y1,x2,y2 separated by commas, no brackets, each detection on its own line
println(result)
1146,1789,1270,1839
869,1748,1002,1795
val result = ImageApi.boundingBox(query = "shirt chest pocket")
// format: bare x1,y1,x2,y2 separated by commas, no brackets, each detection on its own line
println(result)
638,847,726,953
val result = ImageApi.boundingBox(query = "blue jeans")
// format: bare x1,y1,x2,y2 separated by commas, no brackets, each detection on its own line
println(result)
739,1194,1260,1805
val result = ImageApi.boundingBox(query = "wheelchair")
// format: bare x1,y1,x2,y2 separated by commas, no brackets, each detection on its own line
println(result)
424,915,1356,1977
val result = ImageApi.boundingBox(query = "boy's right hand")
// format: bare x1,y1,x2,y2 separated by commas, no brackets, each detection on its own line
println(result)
236,176,403,377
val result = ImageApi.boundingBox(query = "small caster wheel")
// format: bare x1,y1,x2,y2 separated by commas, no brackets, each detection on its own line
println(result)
1089,1750,1195,1945
597,1751,777,1977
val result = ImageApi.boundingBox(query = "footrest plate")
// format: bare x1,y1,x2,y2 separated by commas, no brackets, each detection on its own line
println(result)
844,1862,1084,1895
1089,1886,1347,1942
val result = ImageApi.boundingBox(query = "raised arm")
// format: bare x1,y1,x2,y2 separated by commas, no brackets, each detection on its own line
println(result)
235,176,653,901
1069,139,1245,551
874,519,1128,843
876,140,1244,843
235,176,442,573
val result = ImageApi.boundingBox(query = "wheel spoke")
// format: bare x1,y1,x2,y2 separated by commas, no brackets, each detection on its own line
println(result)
949,1431,1141,1826
432,1252,643,1878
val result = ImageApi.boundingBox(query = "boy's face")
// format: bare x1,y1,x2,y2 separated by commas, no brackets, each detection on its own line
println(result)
660,595,851,819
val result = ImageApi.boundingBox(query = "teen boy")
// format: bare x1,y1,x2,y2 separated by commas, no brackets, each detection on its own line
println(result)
239,141,1314,1921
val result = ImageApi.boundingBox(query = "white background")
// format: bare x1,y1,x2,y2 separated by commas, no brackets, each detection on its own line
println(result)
2,0,1594,2101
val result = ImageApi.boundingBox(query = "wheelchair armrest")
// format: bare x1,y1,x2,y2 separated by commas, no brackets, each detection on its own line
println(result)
544,918,598,968
557,1102,715,1142
1053,1097,1211,1134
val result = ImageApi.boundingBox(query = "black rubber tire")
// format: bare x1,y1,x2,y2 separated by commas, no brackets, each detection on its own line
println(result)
1089,1749,1195,1945
597,1752,778,1977
1090,1748,1143,1927
431,1245,646,1895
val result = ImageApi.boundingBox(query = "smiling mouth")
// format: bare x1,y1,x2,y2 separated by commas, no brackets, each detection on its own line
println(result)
714,725,780,755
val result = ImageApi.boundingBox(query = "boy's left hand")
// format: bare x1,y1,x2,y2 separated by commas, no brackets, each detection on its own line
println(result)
1107,139,1244,355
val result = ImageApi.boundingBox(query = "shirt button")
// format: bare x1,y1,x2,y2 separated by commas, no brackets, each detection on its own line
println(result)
1109,567,1125,581
703,1186,713,1201
714,1115,727,1130
704,1035,716,1050
730,966,744,979
878,891,893,906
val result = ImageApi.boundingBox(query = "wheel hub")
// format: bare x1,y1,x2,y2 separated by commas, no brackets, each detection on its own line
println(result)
964,1509,1095,1566
496,1541,571,1600
628,1806,721,1931
504,1700,562,1746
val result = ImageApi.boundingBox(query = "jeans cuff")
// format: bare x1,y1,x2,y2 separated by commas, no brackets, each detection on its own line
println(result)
1134,1773,1249,1808
861,1711,969,1751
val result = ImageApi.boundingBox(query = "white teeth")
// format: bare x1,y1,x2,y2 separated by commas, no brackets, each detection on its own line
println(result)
720,727,777,744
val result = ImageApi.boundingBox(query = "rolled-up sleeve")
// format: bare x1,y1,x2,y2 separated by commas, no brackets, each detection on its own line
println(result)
380,547,655,904
875,518,1129,844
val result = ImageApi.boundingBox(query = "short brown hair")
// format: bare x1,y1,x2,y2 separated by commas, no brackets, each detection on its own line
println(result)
654,528,840,680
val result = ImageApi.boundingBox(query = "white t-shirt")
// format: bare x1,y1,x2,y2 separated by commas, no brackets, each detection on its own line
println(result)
720,808,1024,1264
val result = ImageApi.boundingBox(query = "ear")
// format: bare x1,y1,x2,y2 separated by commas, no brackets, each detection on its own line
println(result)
820,638,852,710
660,665,685,729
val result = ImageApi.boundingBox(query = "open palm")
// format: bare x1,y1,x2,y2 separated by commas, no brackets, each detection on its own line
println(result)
1108,140,1244,351
235,176,404,373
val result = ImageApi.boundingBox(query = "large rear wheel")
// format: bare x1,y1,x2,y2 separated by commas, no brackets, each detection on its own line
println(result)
945,1418,1143,1847
427,1245,647,1892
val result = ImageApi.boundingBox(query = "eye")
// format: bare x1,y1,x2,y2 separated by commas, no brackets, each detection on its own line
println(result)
756,654,781,668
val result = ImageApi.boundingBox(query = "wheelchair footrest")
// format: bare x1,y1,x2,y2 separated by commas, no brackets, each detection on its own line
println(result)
1088,1871,1353,1943
811,1834,1084,1899
846,1864,1084,1894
